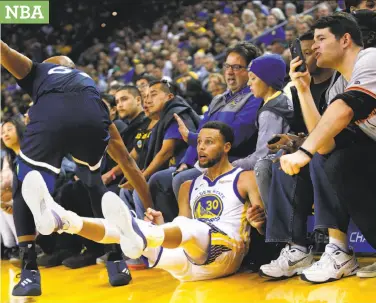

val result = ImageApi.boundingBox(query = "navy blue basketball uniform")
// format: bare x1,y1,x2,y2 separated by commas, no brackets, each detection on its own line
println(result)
16,62,111,187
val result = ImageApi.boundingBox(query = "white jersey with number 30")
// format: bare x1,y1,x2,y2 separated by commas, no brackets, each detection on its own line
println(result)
189,167,251,249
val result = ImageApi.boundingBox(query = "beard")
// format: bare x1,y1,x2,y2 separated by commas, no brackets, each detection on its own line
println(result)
199,151,223,168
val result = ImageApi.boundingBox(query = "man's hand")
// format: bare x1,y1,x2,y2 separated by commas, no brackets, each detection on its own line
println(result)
289,57,311,93
102,171,115,185
280,150,311,176
268,133,306,153
144,208,165,225
175,163,188,173
174,113,189,143
246,205,266,235
118,180,134,190
268,133,307,163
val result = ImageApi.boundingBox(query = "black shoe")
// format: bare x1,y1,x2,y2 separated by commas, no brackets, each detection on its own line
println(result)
12,263,41,296
37,249,74,268
62,248,101,269
106,252,132,287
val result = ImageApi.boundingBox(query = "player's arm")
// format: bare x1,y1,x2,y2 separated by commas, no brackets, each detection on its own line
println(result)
177,180,193,218
237,170,266,235
104,148,139,181
0,40,33,79
142,139,177,180
107,123,153,209
130,147,139,162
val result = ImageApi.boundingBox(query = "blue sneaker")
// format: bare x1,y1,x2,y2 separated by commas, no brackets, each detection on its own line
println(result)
106,253,132,287
12,268,41,296
102,192,147,259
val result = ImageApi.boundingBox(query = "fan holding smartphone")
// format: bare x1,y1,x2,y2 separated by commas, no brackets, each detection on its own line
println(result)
289,38,311,92
290,38,307,72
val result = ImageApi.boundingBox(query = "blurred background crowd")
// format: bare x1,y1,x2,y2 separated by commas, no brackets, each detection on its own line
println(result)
1,0,344,120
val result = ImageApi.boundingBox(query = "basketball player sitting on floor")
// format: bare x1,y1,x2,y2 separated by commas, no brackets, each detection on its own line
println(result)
22,121,266,281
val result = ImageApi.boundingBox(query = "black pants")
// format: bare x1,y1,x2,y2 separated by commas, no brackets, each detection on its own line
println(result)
323,141,376,249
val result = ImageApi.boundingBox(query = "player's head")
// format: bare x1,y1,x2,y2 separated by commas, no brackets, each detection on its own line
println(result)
115,86,143,120
43,56,75,69
312,13,363,69
147,80,176,116
197,121,234,168
1,117,26,154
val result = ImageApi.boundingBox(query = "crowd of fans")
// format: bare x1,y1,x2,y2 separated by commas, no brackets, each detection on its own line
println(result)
2,0,376,283
1,0,344,119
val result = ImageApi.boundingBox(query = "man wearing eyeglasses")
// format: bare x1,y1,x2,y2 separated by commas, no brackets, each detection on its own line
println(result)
169,42,263,216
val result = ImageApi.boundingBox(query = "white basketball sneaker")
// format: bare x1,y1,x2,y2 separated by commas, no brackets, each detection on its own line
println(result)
102,192,165,260
22,170,83,235
102,192,147,259
259,245,314,279
301,243,359,283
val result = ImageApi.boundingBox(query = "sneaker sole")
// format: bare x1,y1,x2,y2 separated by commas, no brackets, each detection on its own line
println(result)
259,269,297,280
259,267,306,280
22,171,57,235
357,271,376,278
301,264,359,283
102,192,146,260
12,287,41,297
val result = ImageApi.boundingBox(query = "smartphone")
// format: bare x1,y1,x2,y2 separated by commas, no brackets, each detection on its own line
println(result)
267,135,281,145
290,38,306,73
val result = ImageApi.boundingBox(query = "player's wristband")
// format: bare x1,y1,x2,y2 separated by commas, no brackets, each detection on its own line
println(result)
298,147,313,159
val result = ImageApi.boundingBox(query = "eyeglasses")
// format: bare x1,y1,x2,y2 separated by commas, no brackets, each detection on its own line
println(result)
222,63,247,71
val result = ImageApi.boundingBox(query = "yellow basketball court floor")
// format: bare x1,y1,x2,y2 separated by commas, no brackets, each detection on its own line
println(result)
1,258,376,303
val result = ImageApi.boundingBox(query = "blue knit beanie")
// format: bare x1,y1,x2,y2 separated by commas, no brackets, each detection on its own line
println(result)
248,54,286,91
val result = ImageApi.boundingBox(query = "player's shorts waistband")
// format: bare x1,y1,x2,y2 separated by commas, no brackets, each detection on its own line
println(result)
19,151,61,174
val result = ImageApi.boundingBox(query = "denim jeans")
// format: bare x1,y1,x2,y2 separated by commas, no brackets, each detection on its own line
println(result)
266,162,314,246
148,167,178,222
121,167,178,221
254,159,273,210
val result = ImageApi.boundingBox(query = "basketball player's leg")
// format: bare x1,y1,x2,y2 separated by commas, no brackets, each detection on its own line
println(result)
102,191,211,263
22,170,120,244
12,100,66,296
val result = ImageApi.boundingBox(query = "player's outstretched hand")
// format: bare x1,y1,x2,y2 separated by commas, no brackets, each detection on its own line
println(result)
144,208,165,225
246,204,266,235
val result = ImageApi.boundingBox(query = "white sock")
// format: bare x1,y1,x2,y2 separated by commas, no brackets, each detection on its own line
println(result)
329,237,348,252
62,211,84,234
290,243,308,253
137,219,165,248
97,219,120,244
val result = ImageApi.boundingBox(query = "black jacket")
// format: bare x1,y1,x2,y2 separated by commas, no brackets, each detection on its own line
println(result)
144,96,201,170
121,112,150,151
